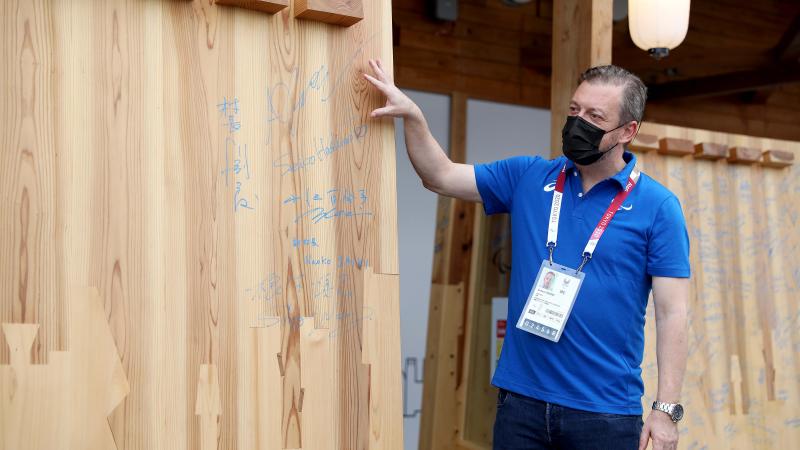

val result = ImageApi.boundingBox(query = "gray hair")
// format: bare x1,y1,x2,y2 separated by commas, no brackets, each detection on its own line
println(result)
578,65,647,124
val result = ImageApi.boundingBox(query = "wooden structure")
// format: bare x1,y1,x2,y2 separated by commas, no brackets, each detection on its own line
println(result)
419,116,800,449
549,0,612,153
392,0,800,143
419,92,514,450
0,0,402,449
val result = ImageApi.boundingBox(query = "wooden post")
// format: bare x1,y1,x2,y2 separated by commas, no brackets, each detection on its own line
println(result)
550,0,613,157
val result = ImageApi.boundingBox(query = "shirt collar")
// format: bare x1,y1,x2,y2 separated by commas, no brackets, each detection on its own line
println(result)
564,151,637,189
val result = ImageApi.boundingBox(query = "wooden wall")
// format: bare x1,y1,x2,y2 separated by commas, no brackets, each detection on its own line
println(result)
0,1,403,449
392,0,552,108
635,123,800,449
420,117,800,449
392,0,800,143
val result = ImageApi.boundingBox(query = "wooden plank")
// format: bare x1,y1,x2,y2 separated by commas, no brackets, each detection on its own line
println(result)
645,101,800,143
215,0,288,14
295,0,363,27
761,149,795,168
0,0,66,367
391,9,527,49
419,283,466,450
195,364,222,450
395,65,549,109
393,47,525,85
450,93,467,164
397,28,521,66
1,0,401,448
657,137,695,156
461,212,511,448
242,321,283,450
299,317,334,450
0,286,129,450
694,142,729,160
648,63,800,102
361,270,403,450
728,146,763,164
628,133,659,153
550,0,613,156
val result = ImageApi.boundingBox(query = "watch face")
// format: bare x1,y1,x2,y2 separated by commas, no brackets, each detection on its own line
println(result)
671,404,684,422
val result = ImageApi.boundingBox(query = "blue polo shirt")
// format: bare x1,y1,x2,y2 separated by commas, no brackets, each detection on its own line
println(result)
475,151,690,415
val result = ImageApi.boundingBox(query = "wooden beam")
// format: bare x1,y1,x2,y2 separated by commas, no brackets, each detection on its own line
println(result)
761,149,795,168
628,133,659,153
295,0,363,26
774,13,800,63
657,137,694,156
449,93,468,163
693,142,729,160
550,0,613,156
647,64,800,102
215,0,288,13
728,146,762,164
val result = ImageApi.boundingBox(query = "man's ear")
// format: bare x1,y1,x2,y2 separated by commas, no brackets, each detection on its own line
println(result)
619,121,639,145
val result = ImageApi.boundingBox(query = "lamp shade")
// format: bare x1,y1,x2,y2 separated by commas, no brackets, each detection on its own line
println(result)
629,0,690,57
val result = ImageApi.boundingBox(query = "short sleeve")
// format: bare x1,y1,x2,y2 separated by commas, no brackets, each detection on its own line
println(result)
646,196,691,278
473,156,541,215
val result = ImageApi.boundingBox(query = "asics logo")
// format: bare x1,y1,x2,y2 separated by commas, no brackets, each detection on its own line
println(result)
619,204,633,211
543,182,556,192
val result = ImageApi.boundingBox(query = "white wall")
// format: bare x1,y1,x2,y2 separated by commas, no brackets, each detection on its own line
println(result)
395,92,551,450
466,98,552,164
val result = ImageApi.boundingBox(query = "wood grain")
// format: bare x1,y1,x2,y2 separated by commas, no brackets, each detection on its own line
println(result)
728,146,763,164
657,137,695,156
295,0,363,27
628,133,659,153
0,0,401,449
1,286,129,450
761,149,794,168
215,0,288,14
693,142,729,160
550,0,613,156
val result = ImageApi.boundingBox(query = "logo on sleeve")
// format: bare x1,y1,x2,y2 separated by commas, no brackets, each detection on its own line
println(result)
543,182,556,192
619,204,633,211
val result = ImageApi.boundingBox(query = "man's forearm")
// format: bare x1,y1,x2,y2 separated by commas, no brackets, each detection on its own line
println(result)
403,106,452,190
654,308,688,404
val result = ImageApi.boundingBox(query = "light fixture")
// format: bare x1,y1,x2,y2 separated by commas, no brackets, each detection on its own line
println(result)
628,0,690,60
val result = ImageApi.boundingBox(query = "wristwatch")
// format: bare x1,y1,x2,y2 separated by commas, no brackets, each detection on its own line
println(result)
652,401,684,423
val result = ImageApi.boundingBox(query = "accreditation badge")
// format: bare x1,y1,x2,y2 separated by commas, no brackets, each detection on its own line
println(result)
515,260,585,342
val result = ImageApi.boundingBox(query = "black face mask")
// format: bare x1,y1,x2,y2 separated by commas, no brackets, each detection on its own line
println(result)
561,115,626,165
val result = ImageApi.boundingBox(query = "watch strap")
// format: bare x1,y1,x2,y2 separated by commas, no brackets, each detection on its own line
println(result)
652,401,674,415
652,401,682,423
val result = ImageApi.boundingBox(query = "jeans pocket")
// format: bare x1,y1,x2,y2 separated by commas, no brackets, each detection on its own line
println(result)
497,388,510,407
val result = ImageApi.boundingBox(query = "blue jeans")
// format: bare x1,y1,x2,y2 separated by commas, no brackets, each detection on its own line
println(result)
493,388,643,450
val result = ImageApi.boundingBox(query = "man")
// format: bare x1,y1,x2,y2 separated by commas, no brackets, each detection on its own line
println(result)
363,61,689,450
542,270,556,290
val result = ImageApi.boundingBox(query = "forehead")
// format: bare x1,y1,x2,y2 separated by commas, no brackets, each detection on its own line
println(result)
571,81,624,116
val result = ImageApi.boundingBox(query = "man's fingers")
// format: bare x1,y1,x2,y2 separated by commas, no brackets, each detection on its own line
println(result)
370,106,394,118
370,59,390,84
368,59,383,78
638,425,650,450
375,58,393,82
363,73,387,92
